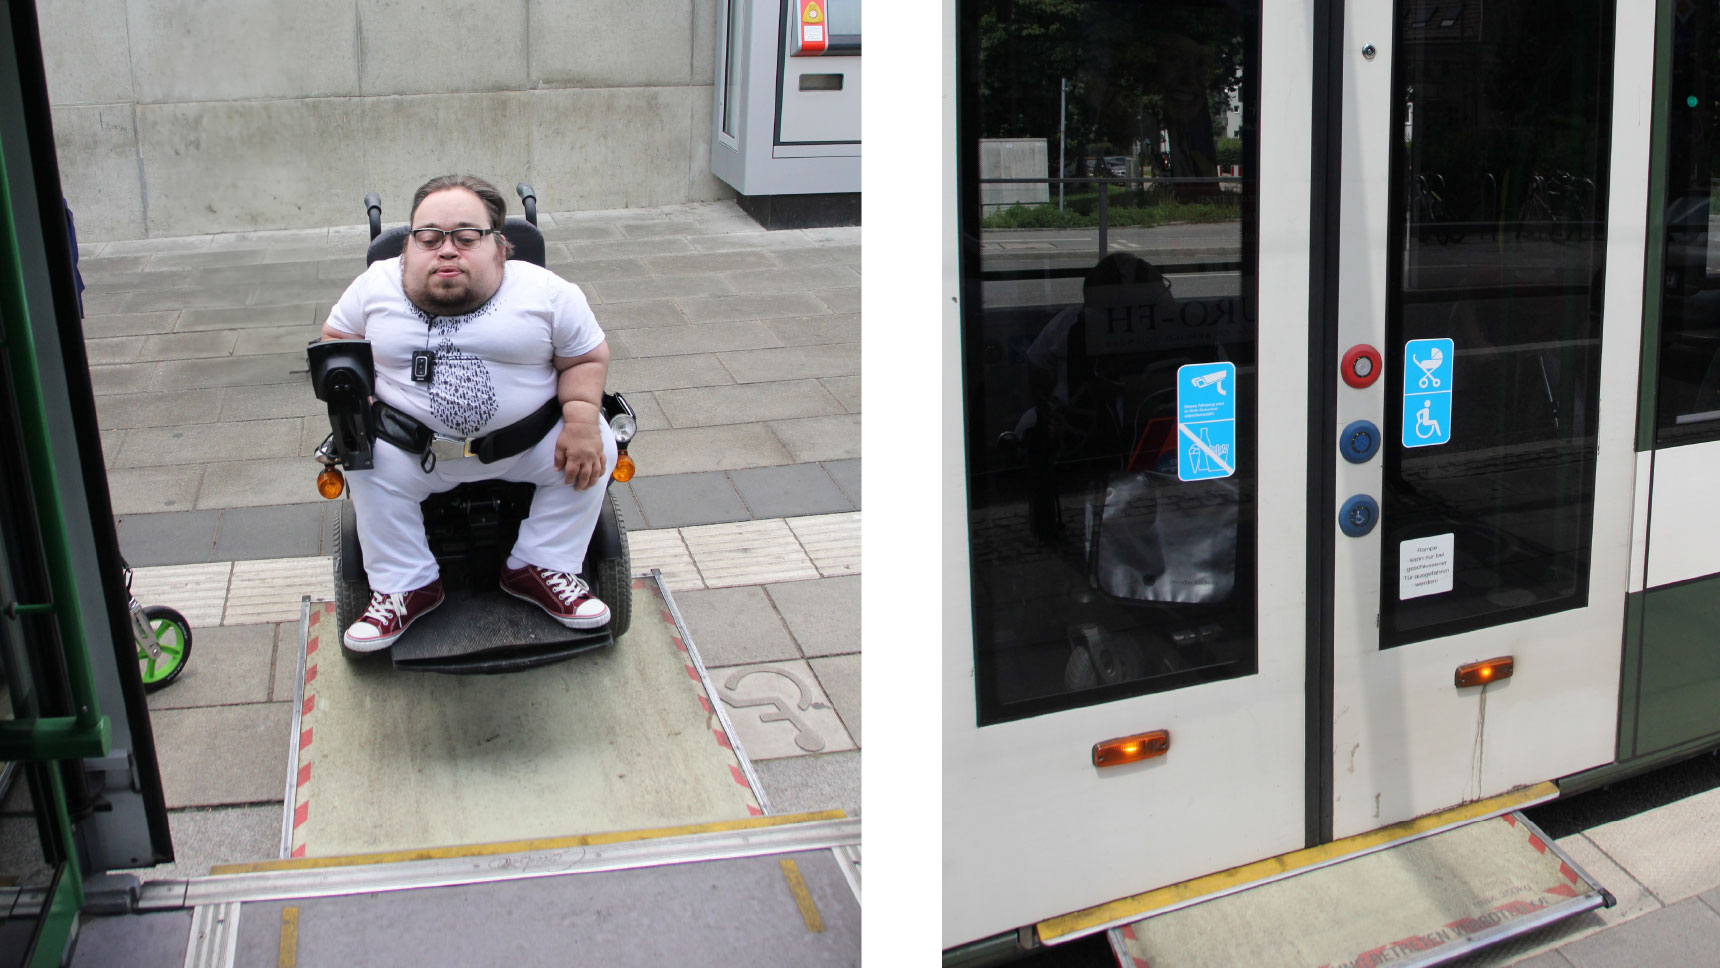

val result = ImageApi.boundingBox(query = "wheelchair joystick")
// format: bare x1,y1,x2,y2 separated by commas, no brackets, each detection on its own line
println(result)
307,338,378,475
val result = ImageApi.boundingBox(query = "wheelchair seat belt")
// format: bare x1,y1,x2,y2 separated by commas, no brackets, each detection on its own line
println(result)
372,397,562,472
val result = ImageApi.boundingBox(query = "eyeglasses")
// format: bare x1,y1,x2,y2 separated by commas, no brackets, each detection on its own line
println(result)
408,227,499,250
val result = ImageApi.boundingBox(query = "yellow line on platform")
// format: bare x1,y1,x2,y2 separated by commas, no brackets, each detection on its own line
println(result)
277,907,298,968
1037,782,1558,943
210,809,847,875
780,859,826,933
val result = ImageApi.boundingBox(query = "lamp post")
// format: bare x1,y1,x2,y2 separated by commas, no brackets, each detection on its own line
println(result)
1058,77,1067,210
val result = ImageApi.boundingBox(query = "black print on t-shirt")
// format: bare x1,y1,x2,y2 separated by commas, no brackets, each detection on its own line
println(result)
415,306,499,436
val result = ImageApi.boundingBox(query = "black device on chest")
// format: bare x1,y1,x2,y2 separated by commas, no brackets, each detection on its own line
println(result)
411,349,435,383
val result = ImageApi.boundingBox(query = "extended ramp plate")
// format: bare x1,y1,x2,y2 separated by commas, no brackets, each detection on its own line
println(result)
1103,811,1609,968
288,578,764,859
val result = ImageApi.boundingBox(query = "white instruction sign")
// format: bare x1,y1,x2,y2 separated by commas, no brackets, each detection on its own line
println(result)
1400,533,1455,600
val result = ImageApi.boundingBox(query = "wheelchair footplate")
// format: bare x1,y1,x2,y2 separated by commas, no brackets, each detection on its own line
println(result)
389,578,613,674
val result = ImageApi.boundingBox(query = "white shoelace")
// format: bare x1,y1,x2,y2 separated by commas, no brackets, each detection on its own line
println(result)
541,571,587,606
362,592,407,627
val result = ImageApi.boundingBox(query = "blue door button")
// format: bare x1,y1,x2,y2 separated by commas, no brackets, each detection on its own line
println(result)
1341,420,1381,464
1339,494,1379,537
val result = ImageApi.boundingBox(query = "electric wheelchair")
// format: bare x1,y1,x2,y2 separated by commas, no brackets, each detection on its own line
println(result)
308,183,638,674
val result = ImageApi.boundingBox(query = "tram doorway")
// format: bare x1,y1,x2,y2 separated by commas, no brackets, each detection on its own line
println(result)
945,0,1646,949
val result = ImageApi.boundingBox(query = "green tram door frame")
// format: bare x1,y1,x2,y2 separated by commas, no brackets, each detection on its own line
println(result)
0,2,173,965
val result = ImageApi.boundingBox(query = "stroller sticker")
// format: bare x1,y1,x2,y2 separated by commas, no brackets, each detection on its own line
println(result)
1402,338,1453,448
1176,362,1235,481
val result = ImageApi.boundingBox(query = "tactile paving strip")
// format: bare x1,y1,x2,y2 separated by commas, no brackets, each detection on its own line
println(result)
129,514,863,616
679,519,822,588
787,512,861,577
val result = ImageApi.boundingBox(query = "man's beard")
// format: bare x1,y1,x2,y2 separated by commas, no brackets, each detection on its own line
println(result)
402,261,498,317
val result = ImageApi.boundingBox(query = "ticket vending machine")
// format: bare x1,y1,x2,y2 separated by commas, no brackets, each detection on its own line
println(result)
712,0,860,227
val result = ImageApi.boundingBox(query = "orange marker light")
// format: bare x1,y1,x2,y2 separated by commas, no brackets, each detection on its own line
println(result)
1092,730,1170,768
316,467,345,499
612,453,636,482
1455,656,1514,688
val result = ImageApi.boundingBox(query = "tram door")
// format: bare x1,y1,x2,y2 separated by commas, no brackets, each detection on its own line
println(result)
945,0,1315,946
1325,0,1642,838
946,0,1649,949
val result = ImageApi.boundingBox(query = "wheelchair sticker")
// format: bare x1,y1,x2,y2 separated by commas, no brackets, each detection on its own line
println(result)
1402,338,1453,448
1177,362,1235,481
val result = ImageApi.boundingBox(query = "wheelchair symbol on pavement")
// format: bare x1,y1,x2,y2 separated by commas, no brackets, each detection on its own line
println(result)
722,667,828,753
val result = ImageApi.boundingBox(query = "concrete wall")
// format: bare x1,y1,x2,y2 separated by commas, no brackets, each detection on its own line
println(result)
39,0,734,240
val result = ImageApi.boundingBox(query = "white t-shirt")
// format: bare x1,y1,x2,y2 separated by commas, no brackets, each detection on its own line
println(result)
325,258,606,438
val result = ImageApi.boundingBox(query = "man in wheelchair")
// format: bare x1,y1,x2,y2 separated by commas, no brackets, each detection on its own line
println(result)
318,174,617,653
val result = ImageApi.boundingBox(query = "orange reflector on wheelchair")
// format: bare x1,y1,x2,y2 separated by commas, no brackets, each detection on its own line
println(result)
316,467,346,499
1092,730,1170,768
1455,656,1514,688
612,453,635,483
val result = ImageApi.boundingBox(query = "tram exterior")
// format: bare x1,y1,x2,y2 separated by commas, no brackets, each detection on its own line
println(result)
944,0,1720,954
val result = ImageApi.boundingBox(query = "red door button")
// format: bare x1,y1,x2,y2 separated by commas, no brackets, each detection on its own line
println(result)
1341,344,1383,389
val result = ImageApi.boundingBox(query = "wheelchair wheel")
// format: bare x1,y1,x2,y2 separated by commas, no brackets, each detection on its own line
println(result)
138,606,192,691
595,490,632,639
330,501,374,657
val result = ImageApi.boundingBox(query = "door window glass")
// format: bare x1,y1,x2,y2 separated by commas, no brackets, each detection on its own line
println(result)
1655,0,1720,443
1380,0,1615,645
958,0,1261,724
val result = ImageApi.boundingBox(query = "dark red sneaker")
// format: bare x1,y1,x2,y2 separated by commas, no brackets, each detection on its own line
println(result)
343,579,445,652
499,564,610,629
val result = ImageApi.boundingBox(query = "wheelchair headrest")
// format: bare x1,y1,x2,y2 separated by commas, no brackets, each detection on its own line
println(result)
366,217,546,269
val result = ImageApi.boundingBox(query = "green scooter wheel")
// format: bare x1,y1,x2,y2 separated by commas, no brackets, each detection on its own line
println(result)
138,605,192,691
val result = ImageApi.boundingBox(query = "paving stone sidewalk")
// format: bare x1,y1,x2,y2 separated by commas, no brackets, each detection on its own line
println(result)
1456,784,1720,968
60,199,861,877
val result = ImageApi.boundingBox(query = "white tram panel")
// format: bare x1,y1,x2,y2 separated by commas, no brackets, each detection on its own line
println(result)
1644,440,1720,589
1327,0,1395,842
942,0,1316,947
1328,0,1650,839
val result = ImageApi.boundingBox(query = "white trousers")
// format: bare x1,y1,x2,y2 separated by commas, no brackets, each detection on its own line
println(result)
345,418,618,593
